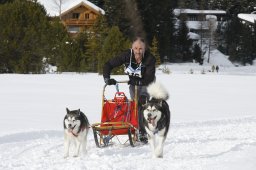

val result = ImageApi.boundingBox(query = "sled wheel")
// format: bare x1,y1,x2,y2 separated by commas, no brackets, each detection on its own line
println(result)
128,128,136,147
93,128,102,148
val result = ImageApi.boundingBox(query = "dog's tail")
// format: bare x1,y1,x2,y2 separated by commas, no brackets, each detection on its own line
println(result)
147,82,169,100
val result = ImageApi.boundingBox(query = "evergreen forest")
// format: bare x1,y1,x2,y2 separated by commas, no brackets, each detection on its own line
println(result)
0,0,256,73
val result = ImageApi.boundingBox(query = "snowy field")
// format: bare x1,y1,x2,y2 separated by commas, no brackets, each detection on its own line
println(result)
0,65,256,170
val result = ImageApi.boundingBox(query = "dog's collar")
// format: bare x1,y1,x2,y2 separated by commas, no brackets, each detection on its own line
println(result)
70,126,86,137
71,131,79,137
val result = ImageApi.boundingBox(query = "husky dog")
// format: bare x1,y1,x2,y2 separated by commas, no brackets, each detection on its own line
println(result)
64,108,90,158
142,83,170,158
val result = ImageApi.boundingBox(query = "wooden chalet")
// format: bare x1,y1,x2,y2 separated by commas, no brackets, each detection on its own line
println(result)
60,1,105,35
38,0,105,36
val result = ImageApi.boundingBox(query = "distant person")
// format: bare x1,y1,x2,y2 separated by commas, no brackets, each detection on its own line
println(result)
211,65,215,72
103,37,156,143
216,65,219,73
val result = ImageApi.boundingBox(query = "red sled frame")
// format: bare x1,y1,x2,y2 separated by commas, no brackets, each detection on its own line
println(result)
91,81,139,147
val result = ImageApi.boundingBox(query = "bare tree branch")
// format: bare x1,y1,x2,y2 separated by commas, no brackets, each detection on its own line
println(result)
53,0,66,19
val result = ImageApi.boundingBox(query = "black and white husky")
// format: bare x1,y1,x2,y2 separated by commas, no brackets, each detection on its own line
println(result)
64,108,90,158
142,82,170,158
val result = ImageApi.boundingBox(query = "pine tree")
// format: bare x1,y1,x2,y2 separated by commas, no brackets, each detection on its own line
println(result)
138,0,176,61
253,23,256,62
0,0,51,73
175,15,193,62
87,0,104,8
85,15,109,72
225,17,243,62
239,24,254,65
103,0,131,37
47,18,71,69
192,43,203,64
76,32,89,72
58,39,84,72
85,31,99,72
97,26,130,74
150,36,161,66
0,0,14,4
178,0,198,9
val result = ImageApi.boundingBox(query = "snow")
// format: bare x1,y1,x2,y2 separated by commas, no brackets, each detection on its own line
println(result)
206,15,217,20
238,14,256,24
185,20,218,31
204,49,233,67
1,53,256,169
187,32,200,40
38,0,105,17
173,9,226,16
186,21,210,30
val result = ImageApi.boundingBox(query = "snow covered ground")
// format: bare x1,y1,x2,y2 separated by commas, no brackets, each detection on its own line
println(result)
1,64,256,170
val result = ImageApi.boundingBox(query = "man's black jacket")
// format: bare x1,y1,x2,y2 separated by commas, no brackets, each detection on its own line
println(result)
103,49,156,86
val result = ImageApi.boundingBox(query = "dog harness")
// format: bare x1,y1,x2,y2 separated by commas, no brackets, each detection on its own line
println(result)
70,126,86,137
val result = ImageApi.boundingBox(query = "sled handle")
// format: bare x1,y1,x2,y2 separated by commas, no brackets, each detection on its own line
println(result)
134,84,138,118
103,80,129,95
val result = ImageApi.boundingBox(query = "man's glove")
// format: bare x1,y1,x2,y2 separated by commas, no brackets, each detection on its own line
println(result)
104,78,117,85
139,95,148,105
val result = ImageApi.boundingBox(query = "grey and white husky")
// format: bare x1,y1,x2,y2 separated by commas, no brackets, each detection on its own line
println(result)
63,108,90,158
142,82,171,158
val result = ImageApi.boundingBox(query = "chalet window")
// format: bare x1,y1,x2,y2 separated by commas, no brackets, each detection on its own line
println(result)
85,13,90,19
72,13,80,19
67,26,80,33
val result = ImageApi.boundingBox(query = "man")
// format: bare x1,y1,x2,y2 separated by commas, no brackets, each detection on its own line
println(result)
103,37,156,143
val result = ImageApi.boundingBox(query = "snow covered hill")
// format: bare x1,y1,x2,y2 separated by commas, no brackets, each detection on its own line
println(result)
1,71,256,170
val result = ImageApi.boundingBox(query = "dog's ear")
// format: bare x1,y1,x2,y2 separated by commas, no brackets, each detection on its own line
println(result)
151,98,162,107
66,108,70,113
158,100,162,107
78,109,81,115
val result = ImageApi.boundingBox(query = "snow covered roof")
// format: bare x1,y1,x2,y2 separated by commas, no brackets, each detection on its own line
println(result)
186,21,210,30
238,13,256,24
206,15,217,20
174,9,226,16
187,32,200,40
38,0,105,17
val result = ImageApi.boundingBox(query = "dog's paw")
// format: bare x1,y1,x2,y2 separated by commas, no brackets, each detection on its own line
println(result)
154,150,163,158
152,153,163,158
156,154,163,158
64,154,69,158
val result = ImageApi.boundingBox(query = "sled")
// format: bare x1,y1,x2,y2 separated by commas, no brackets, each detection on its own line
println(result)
91,81,139,147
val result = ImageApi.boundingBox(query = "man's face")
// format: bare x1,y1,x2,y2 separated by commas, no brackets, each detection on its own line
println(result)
132,40,145,62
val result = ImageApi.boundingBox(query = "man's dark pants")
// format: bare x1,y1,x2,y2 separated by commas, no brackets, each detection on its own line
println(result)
129,85,148,137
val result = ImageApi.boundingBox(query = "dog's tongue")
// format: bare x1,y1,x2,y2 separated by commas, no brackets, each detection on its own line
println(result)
152,119,155,126
149,118,155,126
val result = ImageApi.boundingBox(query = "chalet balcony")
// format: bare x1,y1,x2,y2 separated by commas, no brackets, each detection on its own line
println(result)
64,19,95,26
